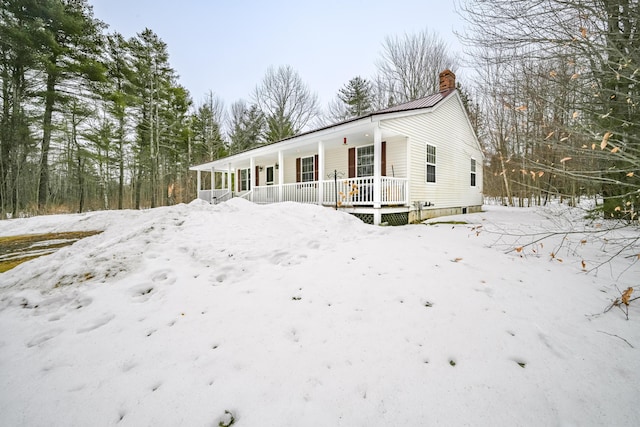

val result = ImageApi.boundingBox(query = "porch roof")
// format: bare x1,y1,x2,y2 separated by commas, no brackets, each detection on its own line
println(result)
190,89,454,172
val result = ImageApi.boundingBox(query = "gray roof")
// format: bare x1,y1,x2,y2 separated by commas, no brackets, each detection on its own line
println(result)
375,89,454,114
279,88,456,142
197,89,456,163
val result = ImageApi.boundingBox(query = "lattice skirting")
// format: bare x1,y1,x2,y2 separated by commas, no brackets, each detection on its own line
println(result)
349,212,409,226
350,213,374,225
381,212,409,226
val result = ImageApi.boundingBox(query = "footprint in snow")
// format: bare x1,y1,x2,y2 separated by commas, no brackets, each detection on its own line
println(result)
26,328,63,348
76,314,115,334
151,269,176,285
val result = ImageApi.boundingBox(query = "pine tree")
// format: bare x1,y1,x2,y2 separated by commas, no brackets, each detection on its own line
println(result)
228,100,265,154
337,76,374,118
34,0,106,211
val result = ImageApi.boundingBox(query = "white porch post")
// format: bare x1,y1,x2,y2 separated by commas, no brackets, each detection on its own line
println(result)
404,136,410,206
227,163,232,193
373,125,382,225
249,157,255,202
196,170,202,199
210,167,215,191
278,150,284,202
318,140,324,205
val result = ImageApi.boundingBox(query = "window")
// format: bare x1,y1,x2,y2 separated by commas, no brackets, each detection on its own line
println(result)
240,168,251,191
426,144,436,183
301,156,315,182
266,166,274,185
470,158,477,187
357,145,374,177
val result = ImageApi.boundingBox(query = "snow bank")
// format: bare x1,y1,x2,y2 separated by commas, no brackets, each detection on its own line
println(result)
0,201,638,426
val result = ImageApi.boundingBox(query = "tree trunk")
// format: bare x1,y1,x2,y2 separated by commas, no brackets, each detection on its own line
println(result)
38,67,57,212
118,114,125,209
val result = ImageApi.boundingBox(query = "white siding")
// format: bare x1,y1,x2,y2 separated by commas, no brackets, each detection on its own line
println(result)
380,93,483,209
325,147,349,180
385,136,407,178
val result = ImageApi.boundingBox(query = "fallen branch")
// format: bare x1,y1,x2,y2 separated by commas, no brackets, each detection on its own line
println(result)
597,330,634,348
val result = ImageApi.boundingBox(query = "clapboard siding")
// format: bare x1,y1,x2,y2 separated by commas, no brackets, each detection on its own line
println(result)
325,146,349,179
381,93,483,208
385,136,407,178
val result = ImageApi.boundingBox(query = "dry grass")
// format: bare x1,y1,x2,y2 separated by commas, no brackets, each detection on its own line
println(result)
0,231,101,273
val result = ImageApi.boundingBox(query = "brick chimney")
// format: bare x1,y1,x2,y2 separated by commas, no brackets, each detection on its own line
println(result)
439,69,456,92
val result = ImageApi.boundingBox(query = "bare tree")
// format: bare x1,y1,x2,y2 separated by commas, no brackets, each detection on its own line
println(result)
459,0,639,217
376,29,458,104
253,65,319,143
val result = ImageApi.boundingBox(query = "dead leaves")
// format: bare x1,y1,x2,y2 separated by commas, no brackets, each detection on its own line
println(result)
601,131,613,149
621,287,634,306
605,287,639,320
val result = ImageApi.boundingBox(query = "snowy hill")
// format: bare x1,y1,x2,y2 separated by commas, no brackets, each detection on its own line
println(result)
0,200,638,426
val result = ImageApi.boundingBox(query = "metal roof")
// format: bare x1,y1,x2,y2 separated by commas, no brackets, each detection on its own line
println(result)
190,89,456,169
375,89,453,114
277,88,455,142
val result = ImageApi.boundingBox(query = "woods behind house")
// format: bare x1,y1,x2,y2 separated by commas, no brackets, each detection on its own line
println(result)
0,0,637,220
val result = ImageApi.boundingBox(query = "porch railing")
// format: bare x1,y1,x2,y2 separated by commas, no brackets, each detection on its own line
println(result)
198,189,232,204
253,185,279,204
324,177,375,206
200,177,407,206
252,177,407,206
381,177,407,205
283,182,318,203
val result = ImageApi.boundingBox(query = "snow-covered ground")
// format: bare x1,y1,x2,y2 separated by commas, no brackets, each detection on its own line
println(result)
0,199,638,426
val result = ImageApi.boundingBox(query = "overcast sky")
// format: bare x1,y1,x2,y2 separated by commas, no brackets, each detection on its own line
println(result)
89,0,467,109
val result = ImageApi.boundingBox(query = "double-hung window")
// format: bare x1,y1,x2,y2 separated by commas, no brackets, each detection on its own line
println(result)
357,145,374,177
470,158,477,187
301,156,315,182
240,168,251,191
426,144,436,183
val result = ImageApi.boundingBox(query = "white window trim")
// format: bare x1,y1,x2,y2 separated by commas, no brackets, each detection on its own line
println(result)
470,158,477,187
301,156,315,182
426,144,436,183
356,144,374,177
240,168,251,191
266,165,275,185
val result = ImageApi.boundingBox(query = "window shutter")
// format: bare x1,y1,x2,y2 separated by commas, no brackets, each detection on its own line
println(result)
381,141,387,176
348,147,355,178
296,157,301,182
236,169,240,192
255,166,259,186
314,154,319,181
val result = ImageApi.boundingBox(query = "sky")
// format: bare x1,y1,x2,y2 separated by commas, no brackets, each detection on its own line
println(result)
1,200,639,425
88,0,468,109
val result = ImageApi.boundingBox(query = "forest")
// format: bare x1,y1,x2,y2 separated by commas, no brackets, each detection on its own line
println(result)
0,0,638,220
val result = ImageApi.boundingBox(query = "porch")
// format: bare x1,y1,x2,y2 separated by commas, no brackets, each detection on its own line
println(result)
196,176,408,207
190,119,412,224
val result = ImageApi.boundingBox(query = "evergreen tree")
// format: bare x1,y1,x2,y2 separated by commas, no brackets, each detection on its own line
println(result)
33,0,106,211
228,100,265,154
101,32,135,209
337,76,374,118
192,91,226,163
0,0,41,216
129,28,175,208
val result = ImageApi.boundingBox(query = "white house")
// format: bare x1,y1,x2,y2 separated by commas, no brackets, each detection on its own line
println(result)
190,70,484,225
